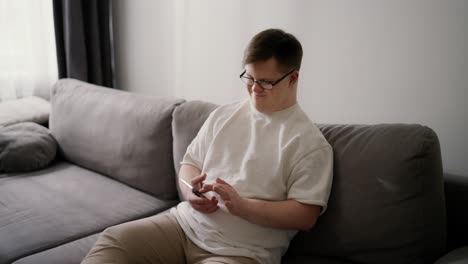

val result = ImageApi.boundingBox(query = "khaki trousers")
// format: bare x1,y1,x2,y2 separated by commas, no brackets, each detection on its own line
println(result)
81,212,258,264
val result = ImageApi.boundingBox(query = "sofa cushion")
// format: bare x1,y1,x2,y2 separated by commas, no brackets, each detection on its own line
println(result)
0,122,57,172
171,100,218,199
0,96,50,127
444,172,468,251
50,79,184,199
0,161,178,264
288,124,446,264
12,234,99,264
434,246,468,264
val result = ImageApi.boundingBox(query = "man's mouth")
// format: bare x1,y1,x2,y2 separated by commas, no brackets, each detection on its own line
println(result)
253,93,266,97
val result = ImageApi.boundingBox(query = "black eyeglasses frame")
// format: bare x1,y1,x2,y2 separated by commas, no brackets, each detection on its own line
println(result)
239,69,296,90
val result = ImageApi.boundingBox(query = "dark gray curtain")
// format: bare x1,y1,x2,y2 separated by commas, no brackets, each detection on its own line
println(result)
53,0,114,88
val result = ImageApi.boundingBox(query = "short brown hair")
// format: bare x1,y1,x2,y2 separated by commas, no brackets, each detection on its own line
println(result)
242,29,303,72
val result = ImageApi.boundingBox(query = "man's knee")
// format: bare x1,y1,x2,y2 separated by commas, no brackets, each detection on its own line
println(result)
99,221,145,246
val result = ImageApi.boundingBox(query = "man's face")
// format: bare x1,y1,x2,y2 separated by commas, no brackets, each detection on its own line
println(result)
244,58,297,113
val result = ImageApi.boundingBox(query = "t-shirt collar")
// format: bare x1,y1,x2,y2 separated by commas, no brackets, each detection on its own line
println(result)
247,99,299,120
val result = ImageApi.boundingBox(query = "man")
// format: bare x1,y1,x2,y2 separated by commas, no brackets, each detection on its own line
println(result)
82,28,333,264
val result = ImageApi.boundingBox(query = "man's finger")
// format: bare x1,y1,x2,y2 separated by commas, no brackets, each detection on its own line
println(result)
191,173,207,185
213,184,229,199
202,204,219,214
191,199,219,214
216,177,230,186
197,206,217,214
189,196,210,205
199,183,214,193
205,207,219,214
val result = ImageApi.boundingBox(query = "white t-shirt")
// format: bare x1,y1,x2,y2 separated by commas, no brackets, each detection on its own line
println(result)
171,99,333,264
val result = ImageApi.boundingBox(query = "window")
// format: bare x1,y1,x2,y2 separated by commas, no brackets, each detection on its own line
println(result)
0,0,58,102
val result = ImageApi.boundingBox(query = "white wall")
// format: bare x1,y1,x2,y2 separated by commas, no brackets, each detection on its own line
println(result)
113,0,468,177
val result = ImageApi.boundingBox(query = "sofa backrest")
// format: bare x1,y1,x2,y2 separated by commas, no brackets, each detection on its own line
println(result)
289,124,446,264
172,100,446,264
171,100,218,199
50,79,184,199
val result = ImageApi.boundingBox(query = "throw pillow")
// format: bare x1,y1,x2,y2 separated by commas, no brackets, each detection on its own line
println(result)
0,122,57,173
0,96,51,126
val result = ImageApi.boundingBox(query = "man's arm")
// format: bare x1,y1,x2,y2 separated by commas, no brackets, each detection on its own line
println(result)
213,178,321,231
241,198,320,231
178,164,219,214
178,164,202,199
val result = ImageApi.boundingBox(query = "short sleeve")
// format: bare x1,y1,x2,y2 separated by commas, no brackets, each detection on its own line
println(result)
287,145,333,215
180,111,216,170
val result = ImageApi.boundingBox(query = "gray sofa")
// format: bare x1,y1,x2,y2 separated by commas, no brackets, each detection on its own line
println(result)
0,79,466,264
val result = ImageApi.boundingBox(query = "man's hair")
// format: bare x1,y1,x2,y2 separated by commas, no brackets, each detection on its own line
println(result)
242,29,303,72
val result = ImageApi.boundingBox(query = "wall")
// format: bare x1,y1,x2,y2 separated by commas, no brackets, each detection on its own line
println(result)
113,0,468,176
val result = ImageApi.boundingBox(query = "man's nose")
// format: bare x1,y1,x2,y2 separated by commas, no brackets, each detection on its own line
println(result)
252,82,264,93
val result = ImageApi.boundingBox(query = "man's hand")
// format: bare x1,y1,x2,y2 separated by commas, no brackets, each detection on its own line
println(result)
179,166,320,231
212,177,320,231
213,177,248,217
186,174,219,214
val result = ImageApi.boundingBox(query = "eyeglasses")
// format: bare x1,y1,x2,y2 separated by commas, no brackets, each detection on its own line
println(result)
239,69,296,90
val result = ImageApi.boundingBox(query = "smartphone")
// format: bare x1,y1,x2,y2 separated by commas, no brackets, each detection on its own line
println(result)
180,178,206,198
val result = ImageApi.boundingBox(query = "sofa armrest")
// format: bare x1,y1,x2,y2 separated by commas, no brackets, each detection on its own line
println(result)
435,246,468,264
444,173,468,250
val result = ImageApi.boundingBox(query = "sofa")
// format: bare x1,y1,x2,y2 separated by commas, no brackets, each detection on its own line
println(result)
0,79,467,264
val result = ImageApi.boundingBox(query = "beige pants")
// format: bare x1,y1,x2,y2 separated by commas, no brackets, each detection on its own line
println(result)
81,212,258,264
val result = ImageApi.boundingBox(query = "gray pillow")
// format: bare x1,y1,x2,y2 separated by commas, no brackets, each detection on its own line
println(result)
0,122,57,172
50,79,185,199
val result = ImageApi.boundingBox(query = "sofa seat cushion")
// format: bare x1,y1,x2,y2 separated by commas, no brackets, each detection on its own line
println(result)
12,234,99,264
434,246,468,264
0,122,57,173
0,161,178,264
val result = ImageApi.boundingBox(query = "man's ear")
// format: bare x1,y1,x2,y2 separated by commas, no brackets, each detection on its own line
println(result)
289,71,299,85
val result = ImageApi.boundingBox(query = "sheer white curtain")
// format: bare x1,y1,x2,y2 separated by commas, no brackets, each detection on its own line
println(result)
0,0,58,102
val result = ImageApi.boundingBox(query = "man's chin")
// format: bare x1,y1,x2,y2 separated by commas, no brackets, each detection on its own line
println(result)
250,98,269,113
